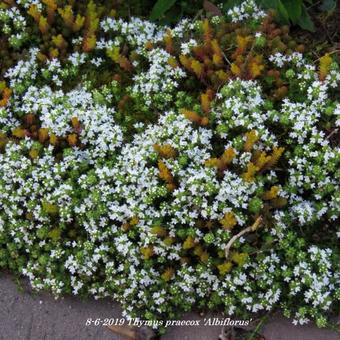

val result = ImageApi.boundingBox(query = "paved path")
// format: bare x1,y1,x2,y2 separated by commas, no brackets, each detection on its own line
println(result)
0,273,339,340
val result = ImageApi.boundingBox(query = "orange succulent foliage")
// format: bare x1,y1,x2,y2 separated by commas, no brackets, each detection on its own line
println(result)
183,236,195,249
211,39,223,67
82,1,99,52
202,19,213,43
212,53,223,67
271,197,288,208
180,109,209,126
52,34,67,49
203,56,213,69
107,47,133,72
248,55,264,78
38,16,50,34
38,128,49,143
191,59,204,78
140,246,154,260
0,87,11,107
28,5,41,22
73,14,86,32
273,86,288,100
0,132,8,151
253,150,271,170
58,5,74,29
144,41,153,50
179,55,191,69
42,0,57,24
49,133,58,145
167,57,178,68
221,147,236,165
219,212,237,230
192,45,207,61
71,117,80,130
153,144,177,159
118,55,133,72
263,147,285,170
171,11,304,97
262,186,280,200
243,162,259,182
161,268,174,281
12,128,27,139
29,148,39,160
164,30,174,54
158,160,175,191
211,39,222,57
205,147,236,170
151,225,167,237
252,146,284,171
244,130,259,152
67,133,77,146
83,34,96,53
204,158,220,168
234,35,252,57
215,69,229,82
319,54,332,81
217,261,233,275
49,47,59,59
231,63,241,76
24,113,35,126
200,92,211,114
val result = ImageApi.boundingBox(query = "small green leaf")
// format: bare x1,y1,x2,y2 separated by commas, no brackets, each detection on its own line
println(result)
223,0,243,11
260,0,289,24
319,0,336,12
276,0,290,23
284,0,302,24
48,228,61,241
150,0,177,21
42,201,59,215
297,5,315,32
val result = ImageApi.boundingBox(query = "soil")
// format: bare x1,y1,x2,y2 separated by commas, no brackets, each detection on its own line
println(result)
0,273,339,340
292,1,340,57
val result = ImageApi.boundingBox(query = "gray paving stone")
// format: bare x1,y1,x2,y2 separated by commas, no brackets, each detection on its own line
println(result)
0,273,339,340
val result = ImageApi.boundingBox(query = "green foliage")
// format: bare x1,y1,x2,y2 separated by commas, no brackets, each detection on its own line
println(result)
0,0,339,333
150,0,177,20
223,0,337,31
149,0,205,24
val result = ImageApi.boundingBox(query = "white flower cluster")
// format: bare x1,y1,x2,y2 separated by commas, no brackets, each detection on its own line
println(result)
227,0,266,23
131,48,186,108
16,0,43,10
4,48,40,90
100,17,166,55
267,53,340,229
0,6,28,48
0,0,338,328
214,79,277,148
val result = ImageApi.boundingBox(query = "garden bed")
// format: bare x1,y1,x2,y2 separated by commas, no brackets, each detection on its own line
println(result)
0,0,339,336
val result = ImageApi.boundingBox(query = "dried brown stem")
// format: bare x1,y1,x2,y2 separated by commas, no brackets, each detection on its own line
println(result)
225,216,263,259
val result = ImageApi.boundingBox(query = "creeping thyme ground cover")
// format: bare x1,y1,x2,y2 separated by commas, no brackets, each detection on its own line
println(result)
0,0,339,331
